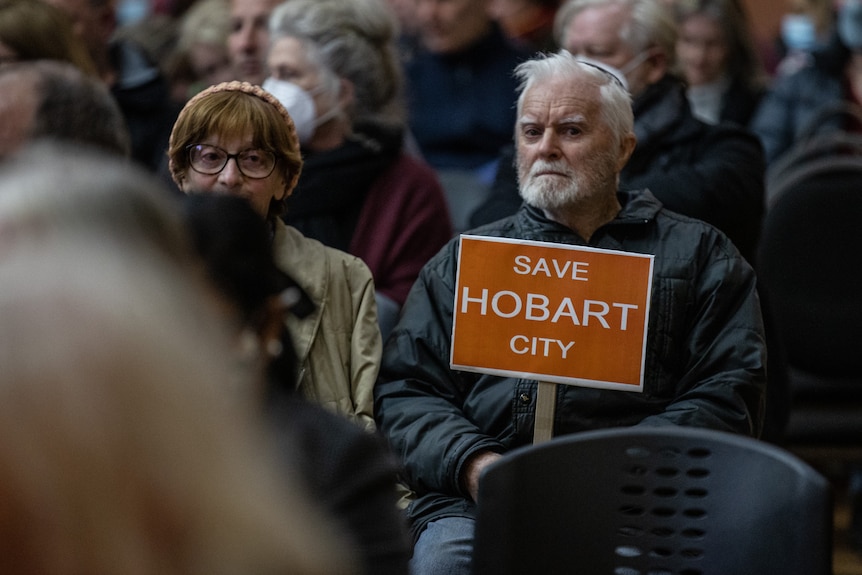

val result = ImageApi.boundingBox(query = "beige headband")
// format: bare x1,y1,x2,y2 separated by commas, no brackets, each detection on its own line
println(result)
168,81,302,195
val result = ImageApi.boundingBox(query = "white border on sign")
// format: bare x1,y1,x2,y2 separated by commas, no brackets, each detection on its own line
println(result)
450,234,654,393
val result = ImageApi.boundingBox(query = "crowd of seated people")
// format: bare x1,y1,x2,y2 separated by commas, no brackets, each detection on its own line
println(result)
1,0,861,571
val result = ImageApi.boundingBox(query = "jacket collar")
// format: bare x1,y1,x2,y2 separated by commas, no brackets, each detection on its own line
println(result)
516,189,662,242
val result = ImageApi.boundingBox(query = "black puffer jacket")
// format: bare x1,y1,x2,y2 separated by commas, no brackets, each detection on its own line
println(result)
471,77,765,262
375,191,767,539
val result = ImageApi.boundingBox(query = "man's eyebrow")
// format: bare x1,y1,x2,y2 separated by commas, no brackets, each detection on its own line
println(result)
558,115,586,124
517,114,587,128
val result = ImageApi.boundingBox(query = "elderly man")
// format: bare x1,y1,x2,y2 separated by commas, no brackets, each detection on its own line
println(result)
374,51,766,575
471,0,765,263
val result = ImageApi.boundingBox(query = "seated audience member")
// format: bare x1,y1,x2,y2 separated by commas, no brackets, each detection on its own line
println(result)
773,0,835,77
673,0,766,127
265,0,453,338
164,0,234,104
0,156,356,575
405,0,530,231
227,0,280,85
750,0,862,165
0,60,130,161
0,0,96,74
0,143,185,266
44,0,181,173
168,80,382,430
374,51,766,575
472,0,765,263
182,193,412,575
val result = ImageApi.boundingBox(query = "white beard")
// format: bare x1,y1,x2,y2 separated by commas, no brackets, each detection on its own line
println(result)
517,154,618,210
518,159,584,210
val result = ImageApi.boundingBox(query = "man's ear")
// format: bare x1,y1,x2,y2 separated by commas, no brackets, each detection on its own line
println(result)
617,132,638,171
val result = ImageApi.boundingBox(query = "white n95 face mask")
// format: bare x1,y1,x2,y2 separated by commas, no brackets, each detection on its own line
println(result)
262,77,317,145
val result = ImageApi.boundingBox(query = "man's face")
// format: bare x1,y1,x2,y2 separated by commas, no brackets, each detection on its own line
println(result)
0,76,37,161
177,133,287,219
561,4,655,97
516,73,627,210
414,0,492,54
228,0,279,85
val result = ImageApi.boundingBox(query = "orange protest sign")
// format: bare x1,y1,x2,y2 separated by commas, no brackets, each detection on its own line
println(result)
450,235,653,391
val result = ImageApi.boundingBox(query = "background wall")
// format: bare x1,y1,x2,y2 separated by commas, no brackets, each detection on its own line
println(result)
742,0,786,45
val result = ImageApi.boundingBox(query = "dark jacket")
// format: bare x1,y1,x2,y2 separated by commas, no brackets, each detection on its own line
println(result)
285,124,452,307
404,23,528,170
268,393,411,575
471,76,765,262
375,191,767,539
110,38,182,173
716,76,766,128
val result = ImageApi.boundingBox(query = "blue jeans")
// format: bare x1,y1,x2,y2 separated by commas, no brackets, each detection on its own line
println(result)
410,516,475,575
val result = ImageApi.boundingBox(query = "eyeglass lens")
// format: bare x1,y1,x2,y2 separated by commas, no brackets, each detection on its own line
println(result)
188,144,276,179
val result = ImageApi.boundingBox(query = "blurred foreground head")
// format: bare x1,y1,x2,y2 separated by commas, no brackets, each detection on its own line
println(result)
0,142,356,575
0,60,130,162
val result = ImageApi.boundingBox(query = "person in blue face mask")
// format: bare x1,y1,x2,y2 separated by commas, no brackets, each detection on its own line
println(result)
750,0,862,165
262,0,454,341
774,0,836,76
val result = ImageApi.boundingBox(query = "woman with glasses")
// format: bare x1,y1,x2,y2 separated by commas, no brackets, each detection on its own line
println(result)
168,80,381,432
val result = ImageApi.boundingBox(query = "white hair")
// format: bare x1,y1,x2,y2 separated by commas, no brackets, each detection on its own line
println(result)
513,50,634,146
553,0,678,67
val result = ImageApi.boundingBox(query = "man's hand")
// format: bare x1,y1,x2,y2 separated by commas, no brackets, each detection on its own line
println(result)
461,450,503,502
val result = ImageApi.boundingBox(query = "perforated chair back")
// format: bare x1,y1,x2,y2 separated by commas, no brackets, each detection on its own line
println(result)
472,427,832,575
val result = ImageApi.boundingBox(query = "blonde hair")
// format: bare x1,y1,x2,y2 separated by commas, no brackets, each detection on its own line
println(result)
0,239,355,575
554,0,678,67
0,141,187,260
168,81,304,219
0,0,98,75
176,0,230,52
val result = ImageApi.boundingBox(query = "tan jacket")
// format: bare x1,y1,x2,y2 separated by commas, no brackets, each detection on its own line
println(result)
273,220,381,431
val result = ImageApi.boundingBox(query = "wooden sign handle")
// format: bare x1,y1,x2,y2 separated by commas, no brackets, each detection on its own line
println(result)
533,381,557,443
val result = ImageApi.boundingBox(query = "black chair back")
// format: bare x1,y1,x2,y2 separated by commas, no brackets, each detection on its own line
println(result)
473,427,832,575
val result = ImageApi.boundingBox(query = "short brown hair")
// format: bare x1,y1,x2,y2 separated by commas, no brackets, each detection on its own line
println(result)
168,81,303,219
